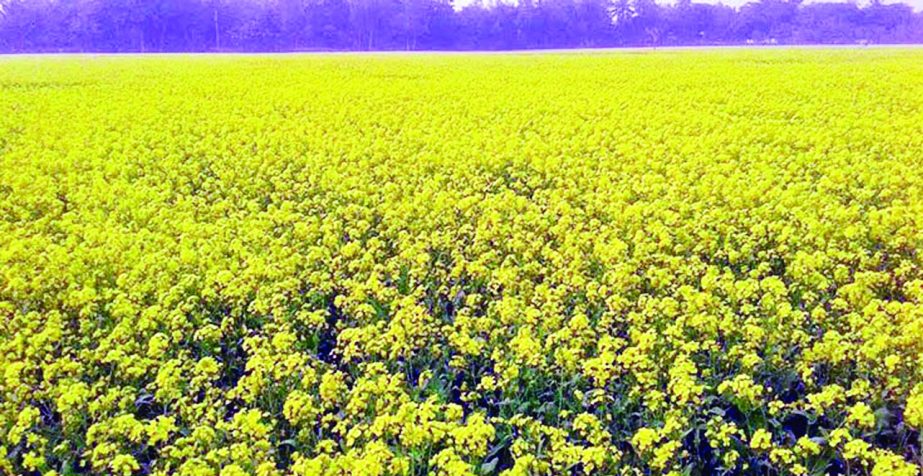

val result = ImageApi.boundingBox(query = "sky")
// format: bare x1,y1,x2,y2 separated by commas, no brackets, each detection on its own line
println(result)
454,0,923,11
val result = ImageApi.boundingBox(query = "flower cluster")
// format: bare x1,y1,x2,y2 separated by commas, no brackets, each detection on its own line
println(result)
2,50,923,475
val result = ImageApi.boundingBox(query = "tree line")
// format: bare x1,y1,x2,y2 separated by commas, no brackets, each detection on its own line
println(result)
0,0,921,52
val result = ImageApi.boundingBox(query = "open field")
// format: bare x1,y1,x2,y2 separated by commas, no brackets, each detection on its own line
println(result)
2,50,923,475
2,44,922,59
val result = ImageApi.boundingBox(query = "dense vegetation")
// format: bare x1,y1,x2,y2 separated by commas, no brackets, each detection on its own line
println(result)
0,0,922,52
2,50,923,475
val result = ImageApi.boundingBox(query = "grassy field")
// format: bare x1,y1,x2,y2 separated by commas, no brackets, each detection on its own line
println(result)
1,50,923,475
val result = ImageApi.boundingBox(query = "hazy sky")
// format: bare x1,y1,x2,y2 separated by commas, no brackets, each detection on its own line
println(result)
455,0,923,11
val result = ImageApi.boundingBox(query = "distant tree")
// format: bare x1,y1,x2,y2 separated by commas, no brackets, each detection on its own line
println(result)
0,0,922,52
272,0,309,48
795,2,860,43
569,0,615,47
861,1,916,43
307,0,352,48
418,0,456,48
736,0,800,42
202,0,233,51
627,0,665,44
348,0,400,49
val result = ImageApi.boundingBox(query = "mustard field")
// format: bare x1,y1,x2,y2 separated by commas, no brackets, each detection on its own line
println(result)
2,50,923,475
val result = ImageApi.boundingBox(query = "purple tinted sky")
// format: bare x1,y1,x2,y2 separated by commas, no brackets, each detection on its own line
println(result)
456,0,923,10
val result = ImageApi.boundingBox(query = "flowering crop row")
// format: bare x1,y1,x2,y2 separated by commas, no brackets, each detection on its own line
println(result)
1,50,923,475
